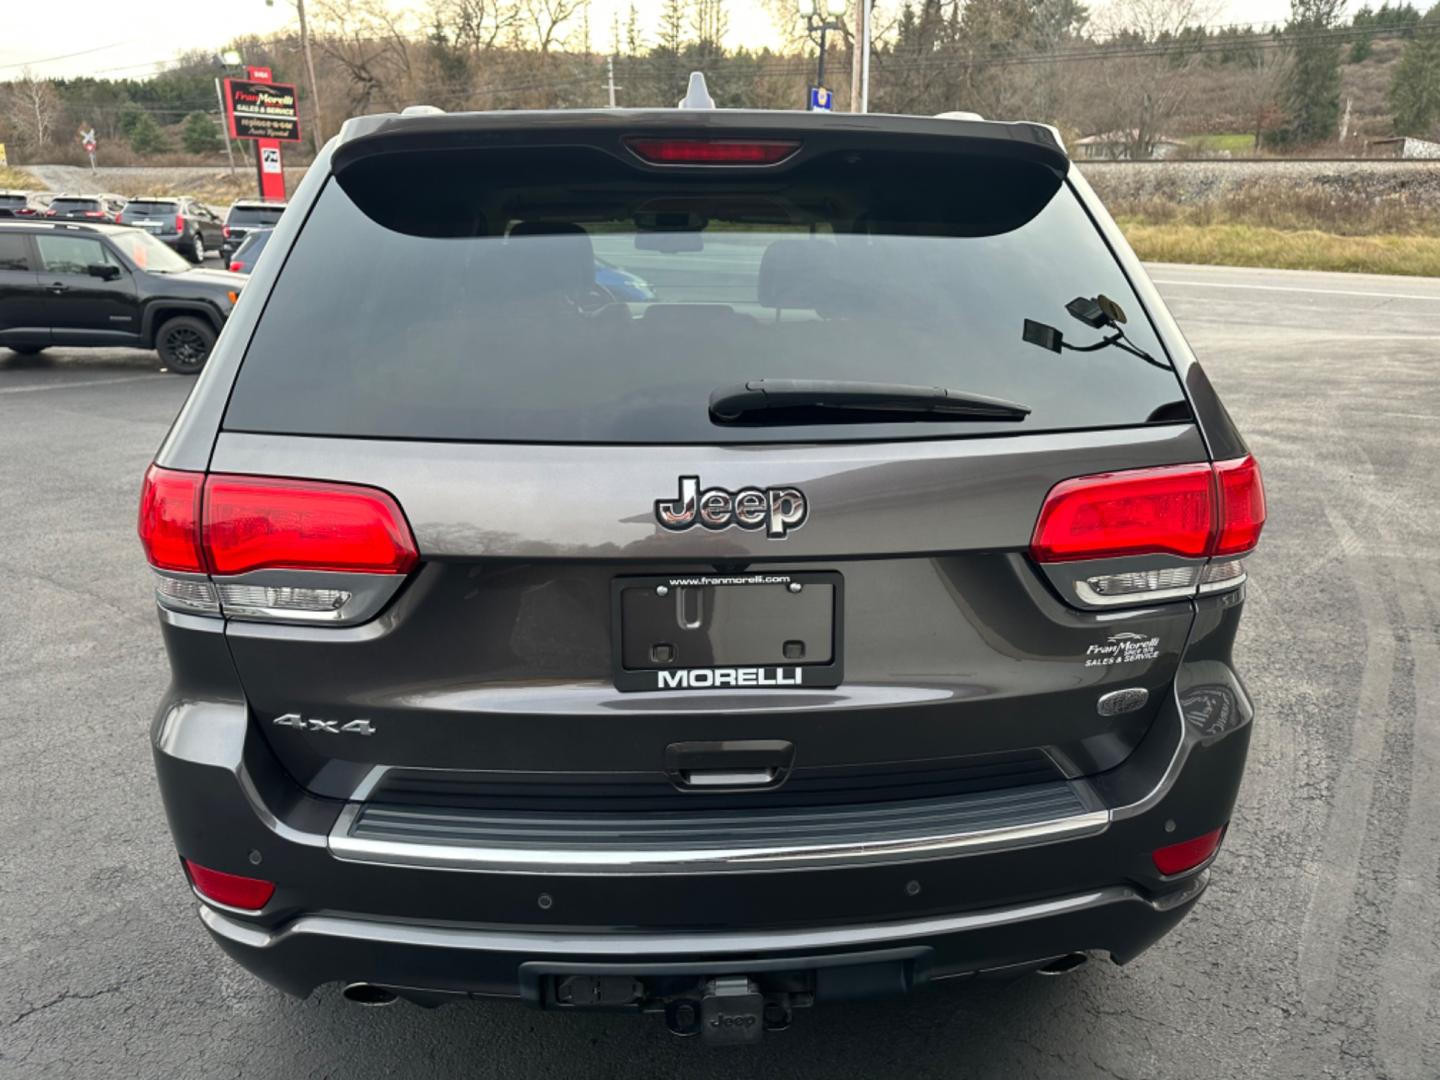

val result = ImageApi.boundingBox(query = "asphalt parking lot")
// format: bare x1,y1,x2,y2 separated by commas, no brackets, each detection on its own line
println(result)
3,262,1438,1079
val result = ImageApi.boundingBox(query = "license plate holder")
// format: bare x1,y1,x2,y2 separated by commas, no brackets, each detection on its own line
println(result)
611,571,843,693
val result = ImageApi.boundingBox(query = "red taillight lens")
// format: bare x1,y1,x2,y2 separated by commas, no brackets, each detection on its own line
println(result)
175,213,186,232
184,859,275,910
1152,827,1225,875
1031,464,1215,562
228,261,242,272
138,465,205,572
1032,456,1265,565
203,475,419,576
44,209,56,217
222,225,232,238
83,209,105,218
624,137,801,165
1213,455,1265,556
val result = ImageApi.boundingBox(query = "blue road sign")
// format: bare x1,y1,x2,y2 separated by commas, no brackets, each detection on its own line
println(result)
808,86,833,112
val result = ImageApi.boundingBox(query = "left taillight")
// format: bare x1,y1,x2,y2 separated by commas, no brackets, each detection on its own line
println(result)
138,465,205,572
203,475,418,576
138,466,418,621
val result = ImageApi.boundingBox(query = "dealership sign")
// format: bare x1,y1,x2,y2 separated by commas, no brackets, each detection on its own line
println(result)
223,79,301,143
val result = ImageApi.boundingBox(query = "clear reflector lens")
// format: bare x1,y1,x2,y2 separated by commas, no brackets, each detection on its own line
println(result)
214,583,352,620
1200,558,1247,592
1078,566,1199,604
154,574,220,614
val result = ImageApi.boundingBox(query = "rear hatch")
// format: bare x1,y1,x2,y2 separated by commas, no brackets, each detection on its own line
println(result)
224,204,284,246
208,115,1212,808
120,199,180,235
47,197,105,219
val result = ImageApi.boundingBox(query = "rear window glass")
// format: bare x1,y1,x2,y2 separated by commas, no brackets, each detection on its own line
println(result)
123,201,177,215
228,205,284,226
225,146,1187,444
236,230,271,256
49,198,101,213
0,195,26,210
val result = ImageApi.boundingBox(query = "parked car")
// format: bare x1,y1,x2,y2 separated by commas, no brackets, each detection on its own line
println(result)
0,190,41,218
226,227,273,273
0,221,243,372
594,255,655,301
44,193,127,221
139,95,1265,1043
220,200,285,262
118,196,224,263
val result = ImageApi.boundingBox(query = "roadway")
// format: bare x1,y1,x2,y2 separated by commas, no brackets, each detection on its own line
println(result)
2,261,1438,1078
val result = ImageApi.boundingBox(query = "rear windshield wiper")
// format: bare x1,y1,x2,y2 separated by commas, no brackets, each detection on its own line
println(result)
709,379,1031,425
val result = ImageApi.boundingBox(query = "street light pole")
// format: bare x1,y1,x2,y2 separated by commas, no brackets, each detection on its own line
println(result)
799,0,848,105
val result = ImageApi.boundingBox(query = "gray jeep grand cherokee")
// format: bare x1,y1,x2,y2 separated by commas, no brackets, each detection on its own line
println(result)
140,98,1265,1043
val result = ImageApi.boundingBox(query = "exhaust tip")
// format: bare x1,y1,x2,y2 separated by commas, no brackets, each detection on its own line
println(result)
342,982,398,1006
1037,952,1089,976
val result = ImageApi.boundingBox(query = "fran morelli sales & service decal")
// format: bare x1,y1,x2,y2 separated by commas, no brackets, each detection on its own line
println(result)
1086,632,1160,667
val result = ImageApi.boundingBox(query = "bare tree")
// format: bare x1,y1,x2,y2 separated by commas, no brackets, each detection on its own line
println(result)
315,0,418,114
526,0,581,53
3,69,60,149
1079,0,1223,157
436,0,520,52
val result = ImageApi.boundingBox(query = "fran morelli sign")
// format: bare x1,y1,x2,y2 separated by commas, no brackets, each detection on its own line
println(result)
223,79,301,142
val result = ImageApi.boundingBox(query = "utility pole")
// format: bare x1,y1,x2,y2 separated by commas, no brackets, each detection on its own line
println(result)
606,55,619,108
214,77,237,175
266,0,325,145
849,0,861,112
296,0,325,145
859,0,871,113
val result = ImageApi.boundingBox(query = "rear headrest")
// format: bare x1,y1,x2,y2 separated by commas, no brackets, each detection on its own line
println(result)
757,239,841,312
502,221,593,295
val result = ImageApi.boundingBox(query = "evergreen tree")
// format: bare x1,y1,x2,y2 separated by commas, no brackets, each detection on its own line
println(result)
181,112,221,155
1391,4,1440,135
1280,0,1344,143
128,110,170,155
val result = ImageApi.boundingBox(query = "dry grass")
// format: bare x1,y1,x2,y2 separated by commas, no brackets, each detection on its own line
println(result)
0,166,40,189
1106,189,1440,239
1118,221,1440,277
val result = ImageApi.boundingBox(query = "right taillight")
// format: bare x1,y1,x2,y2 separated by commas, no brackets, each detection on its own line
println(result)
1213,456,1266,556
139,467,418,622
222,225,231,238
1030,463,1215,563
1031,455,1265,605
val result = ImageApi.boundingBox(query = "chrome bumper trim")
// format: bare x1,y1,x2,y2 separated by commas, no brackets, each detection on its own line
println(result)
326,802,1111,875
201,874,1205,956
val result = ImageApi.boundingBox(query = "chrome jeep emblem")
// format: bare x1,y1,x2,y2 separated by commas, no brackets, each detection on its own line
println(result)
655,476,807,538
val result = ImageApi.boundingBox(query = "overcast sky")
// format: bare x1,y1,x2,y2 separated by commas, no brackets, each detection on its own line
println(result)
0,0,1302,82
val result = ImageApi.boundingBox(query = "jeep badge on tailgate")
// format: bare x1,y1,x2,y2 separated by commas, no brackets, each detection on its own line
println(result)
655,476,807,538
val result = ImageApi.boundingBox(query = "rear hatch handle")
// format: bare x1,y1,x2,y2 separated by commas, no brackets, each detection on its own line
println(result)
665,740,795,791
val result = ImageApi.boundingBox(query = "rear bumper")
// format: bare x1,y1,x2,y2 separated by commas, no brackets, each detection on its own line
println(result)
198,875,1206,1000
151,604,1254,1004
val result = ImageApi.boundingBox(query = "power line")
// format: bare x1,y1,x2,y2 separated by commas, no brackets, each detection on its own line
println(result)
0,39,139,72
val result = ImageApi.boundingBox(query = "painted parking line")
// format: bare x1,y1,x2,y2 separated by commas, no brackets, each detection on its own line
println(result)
0,374,157,396
1151,278,1440,302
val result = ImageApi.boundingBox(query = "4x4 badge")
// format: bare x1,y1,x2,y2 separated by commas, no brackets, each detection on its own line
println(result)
655,476,807,538
272,712,376,736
